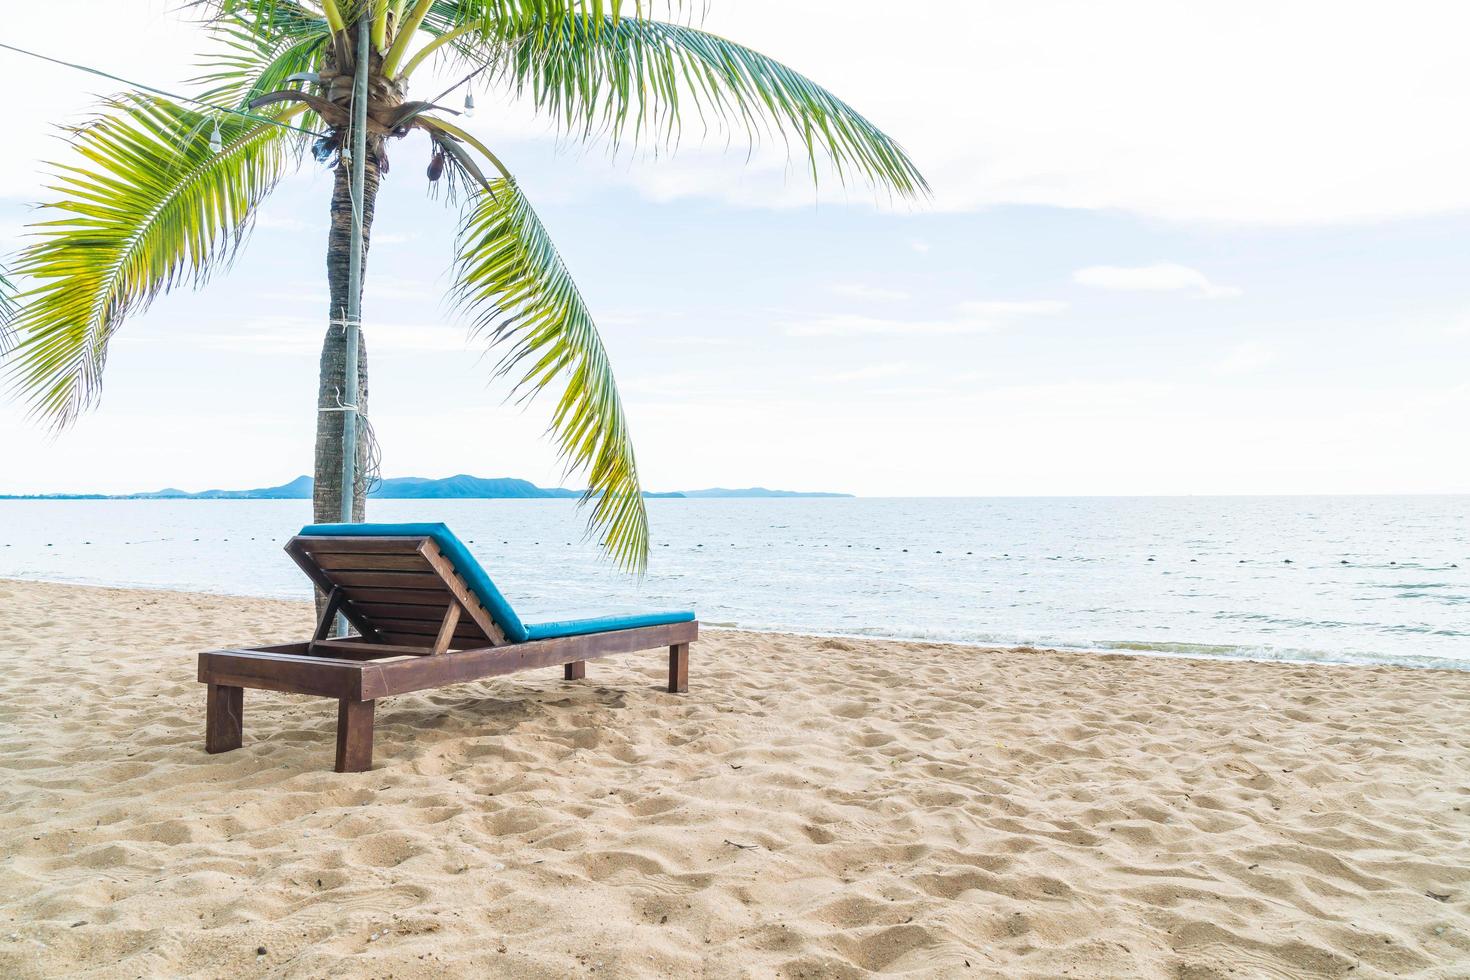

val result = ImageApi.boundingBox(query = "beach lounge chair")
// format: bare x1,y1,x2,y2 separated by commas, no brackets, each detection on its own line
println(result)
197,523,696,772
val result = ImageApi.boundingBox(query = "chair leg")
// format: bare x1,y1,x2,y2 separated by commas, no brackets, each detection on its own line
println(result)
564,660,586,681
335,699,375,773
668,643,689,694
205,683,243,753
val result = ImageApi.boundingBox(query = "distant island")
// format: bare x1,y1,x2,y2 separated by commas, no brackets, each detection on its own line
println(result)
1,475,852,500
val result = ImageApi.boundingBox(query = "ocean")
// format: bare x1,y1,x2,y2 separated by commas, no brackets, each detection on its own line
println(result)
1,496,1465,670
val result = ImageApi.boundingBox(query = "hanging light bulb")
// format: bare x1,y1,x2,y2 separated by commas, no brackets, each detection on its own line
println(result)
208,118,223,155
463,91,476,118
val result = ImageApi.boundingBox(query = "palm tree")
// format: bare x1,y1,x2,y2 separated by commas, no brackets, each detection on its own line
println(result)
3,0,926,571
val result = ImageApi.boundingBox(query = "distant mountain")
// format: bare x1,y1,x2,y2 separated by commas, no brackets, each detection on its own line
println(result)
373,475,579,499
138,475,315,499
1,475,851,500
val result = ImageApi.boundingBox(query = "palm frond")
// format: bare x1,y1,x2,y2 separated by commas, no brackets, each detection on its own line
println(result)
451,177,649,572
5,95,300,425
490,14,927,198
188,0,337,27
410,1,677,76
426,1,658,35
195,6,332,110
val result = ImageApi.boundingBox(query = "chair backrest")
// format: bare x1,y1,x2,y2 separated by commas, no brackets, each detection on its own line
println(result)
287,523,528,649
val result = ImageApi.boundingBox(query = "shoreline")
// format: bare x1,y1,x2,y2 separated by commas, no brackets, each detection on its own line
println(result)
3,573,1465,675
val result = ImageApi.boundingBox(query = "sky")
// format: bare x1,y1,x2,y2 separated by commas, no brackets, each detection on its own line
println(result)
2,0,1469,496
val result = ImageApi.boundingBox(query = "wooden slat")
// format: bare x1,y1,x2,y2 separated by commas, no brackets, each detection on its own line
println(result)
361,618,438,635
369,617,486,642
235,641,409,663
340,588,452,607
347,602,458,623
417,538,507,646
361,620,699,699
309,645,415,662
313,639,434,656
361,612,479,632
377,631,476,649
338,605,483,644
323,569,447,590
248,642,312,655
313,553,436,572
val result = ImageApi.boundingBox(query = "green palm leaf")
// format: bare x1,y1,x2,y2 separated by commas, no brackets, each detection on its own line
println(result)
410,1,651,77
423,1,647,37
493,13,928,197
195,6,331,111
192,0,348,26
451,177,649,572
5,95,300,425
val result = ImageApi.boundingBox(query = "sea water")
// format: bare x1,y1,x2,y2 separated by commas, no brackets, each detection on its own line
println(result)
1,496,1465,670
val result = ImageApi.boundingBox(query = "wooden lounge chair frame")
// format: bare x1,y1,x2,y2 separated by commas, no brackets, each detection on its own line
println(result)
198,534,695,772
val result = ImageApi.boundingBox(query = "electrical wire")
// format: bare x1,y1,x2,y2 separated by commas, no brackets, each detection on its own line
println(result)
0,40,330,138
427,63,491,106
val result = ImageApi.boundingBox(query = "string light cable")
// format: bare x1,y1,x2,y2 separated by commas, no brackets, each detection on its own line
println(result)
0,40,329,138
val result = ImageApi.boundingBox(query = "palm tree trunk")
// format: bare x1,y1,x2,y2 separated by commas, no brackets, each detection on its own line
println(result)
312,151,381,593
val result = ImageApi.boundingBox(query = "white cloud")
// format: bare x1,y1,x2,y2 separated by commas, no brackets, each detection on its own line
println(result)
660,336,736,347
909,239,932,254
254,213,312,233
619,370,727,397
830,282,910,301
785,314,978,337
786,298,1065,337
827,362,914,382
369,321,475,353
595,313,645,327
257,287,322,306
577,1,1470,225
595,308,689,327
367,275,445,302
1213,341,1277,376
1073,263,1241,298
125,316,474,355
954,300,1069,317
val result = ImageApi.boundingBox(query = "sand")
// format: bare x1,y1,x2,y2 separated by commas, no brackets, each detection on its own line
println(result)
1,578,1468,978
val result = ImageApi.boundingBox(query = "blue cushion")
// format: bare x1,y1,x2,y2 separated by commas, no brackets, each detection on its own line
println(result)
297,523,695,645
523,610,696,641
299,522,530,642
